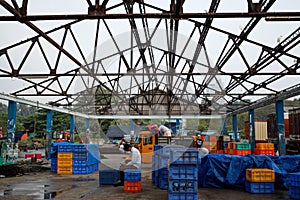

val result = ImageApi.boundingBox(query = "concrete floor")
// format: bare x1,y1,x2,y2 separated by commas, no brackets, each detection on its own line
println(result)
0,144,291,200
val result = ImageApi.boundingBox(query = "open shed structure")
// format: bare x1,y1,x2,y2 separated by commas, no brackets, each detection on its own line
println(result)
0,0,299,119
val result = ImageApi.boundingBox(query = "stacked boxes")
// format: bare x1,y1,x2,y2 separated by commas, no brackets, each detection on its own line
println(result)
57,152,73,174
124,169,142,192
288,172,300,199
254,143,275,156
50,143,100,174
168,148,199,200
151,145,184,190
245,168,275,193
99,169,119,185
228,142,251,156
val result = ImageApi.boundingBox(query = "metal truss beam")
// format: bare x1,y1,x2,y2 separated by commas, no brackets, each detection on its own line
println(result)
1,12,300,21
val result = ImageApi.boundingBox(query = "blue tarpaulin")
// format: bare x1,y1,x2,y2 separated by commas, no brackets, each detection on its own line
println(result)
198,154,300,189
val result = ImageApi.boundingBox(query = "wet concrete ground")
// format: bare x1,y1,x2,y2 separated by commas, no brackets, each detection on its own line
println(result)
0,144,291,200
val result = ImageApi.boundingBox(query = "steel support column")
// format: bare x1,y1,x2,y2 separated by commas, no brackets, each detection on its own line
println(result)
221,115,226,135
232,114,237,142
248,109,255,153
7,101,17,142
176,119,180,134
46,110,53,159
86,118,90,133
130,119,135,136
276,100,286,155
70,115,75,143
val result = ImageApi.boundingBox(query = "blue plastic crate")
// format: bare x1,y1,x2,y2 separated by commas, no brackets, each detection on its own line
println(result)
158,178,168,190
289,186,300,199
73,152,87,160
152,155,159,171
72,165,91,174
99,169,120,185
158,167,168,179
156,145,185,157
73,144,87,152
57,144,73,152
168,192,198,200
124,169,141,181
169,164,198,180
289,172,300,187
170,149,199,165
169,179,198,193
152,171,156,184
158,156,169,169
73,159,88,166
245,181,274,193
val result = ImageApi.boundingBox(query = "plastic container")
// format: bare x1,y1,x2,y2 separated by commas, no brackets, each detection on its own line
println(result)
57,152,72,159
245,181,274,193
158,178,168,190
254,149,275,156
57,166,72,174
289,172,300,187
256,143,274,150
234,143,251,150
168,192,198,200
124,181,142,192
233,150,251,156
246,168,275,182
169,164,198,180
288,186,300,199
57,144,73,152
169,149,199,165
124,169,141,181
99,169,119,185
57,159,72,167
169,179,198,193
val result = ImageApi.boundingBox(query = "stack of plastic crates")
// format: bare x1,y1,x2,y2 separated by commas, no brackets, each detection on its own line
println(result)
72,144,100,174
168,148,199,200
245,168,275,193
230,142,251,156
151,145,162,186
124,169,142,192
254,143,275,156
99,169,119,185
153,145,184,190
288,172,300,199
50,143,100,174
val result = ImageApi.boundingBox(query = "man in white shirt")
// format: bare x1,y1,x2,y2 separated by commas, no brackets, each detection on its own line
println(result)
159,125,172,137
114,143,141,186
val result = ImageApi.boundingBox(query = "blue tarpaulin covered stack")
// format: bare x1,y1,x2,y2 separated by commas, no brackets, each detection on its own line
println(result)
198,154,300,189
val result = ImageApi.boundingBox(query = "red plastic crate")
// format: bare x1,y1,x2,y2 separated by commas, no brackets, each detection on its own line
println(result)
233,150,251,156
35,153,42,159
216,150,224,154
124,181,142,192
25,154,35,158
254,149,275,156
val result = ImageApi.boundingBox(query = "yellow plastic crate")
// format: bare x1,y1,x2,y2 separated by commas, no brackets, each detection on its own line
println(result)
57,152,73,159
57,158,72,167
57,166,72,175
246,168,275,182
255,143,274,150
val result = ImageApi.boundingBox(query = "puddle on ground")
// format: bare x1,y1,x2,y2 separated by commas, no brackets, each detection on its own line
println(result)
72,178,96,182
0,183,78,199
